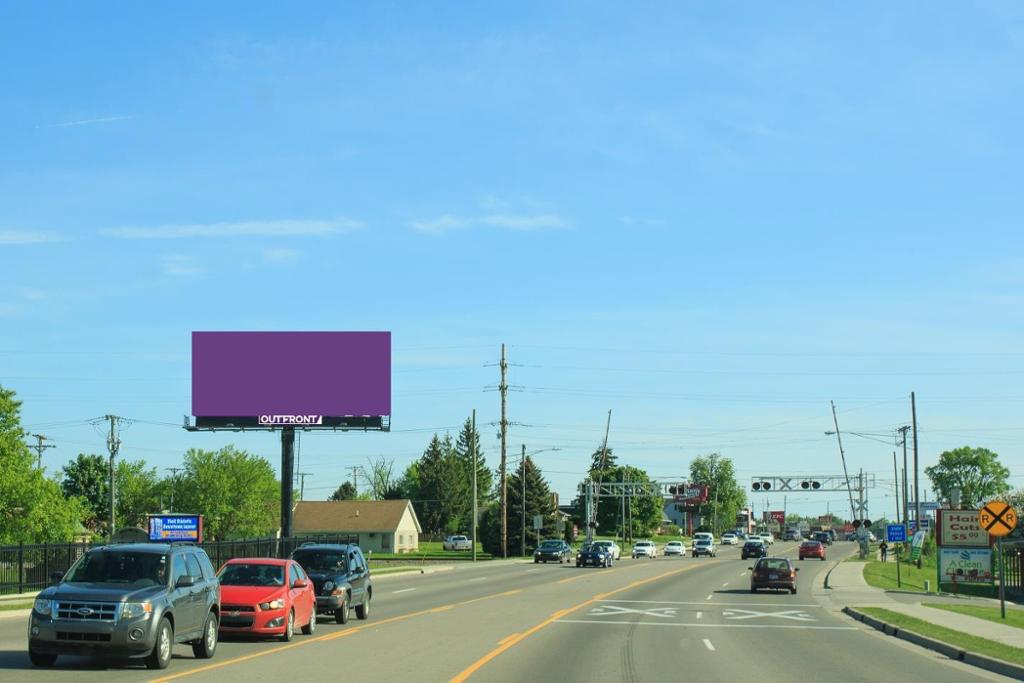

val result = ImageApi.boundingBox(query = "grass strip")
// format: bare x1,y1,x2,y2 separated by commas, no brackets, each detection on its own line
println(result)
859,607,1024,666
0,602,33,611
923,602,1024,630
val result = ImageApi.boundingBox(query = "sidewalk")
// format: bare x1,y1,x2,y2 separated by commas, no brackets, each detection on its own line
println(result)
825,556,1024,678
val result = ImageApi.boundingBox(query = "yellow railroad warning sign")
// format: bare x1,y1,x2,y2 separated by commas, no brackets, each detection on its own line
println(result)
978,501,1017,537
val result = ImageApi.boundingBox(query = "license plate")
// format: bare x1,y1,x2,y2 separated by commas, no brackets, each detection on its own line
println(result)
769,574,779,580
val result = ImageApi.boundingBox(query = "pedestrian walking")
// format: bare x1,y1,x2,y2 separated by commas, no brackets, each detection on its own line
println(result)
879,540,889,562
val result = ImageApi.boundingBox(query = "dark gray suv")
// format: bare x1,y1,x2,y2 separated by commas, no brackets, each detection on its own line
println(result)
28,543,221,669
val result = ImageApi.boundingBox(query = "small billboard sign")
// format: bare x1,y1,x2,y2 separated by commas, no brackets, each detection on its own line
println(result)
939,548,994,584
937,509,988,547
148,514,203,543
886,524,907,542
769,510,785,525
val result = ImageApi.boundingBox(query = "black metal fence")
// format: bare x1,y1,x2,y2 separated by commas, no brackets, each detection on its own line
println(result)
0,534,358,596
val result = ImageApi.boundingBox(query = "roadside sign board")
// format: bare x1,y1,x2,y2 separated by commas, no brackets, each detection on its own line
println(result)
769,510,785,525
908,519,931,533
886,524,907,542
148,514,203,543
909,529,927,562
939,548,993,584
907,501,941,512
533,514,544,530
937,509,988,547
978,501,1017,537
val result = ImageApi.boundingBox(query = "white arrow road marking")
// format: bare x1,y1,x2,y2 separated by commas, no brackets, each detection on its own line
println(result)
703,639,715,651
588,605,678,618
721,608,815,622
392,588,416,594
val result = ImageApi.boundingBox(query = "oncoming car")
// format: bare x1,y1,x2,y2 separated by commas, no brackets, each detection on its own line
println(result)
741,540,768,560
534,540,573,564
576,543,613,568
591,540,621,560
663,541,685,556
721,533,738,545
691,538,716,557
218,558,316,641
631,541,657,558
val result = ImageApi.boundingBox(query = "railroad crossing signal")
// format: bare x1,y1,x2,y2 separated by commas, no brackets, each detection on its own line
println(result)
979,501,1017,537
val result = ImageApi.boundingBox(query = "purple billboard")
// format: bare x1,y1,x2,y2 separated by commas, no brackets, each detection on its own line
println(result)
191,332,390,418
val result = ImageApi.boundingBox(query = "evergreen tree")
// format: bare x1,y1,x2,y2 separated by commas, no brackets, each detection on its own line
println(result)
507,456,557,555
589,446,618,474
416,434,469,535
328,481,358,501
453,416,492,530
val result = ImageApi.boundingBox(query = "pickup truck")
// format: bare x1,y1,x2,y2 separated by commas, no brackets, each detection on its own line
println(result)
442,535,472,551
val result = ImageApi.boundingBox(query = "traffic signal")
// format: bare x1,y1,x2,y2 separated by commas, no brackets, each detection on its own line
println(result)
668,485,678,495
862,519,872,528
751,481,772,491
800,480,821,490
852,519,862,529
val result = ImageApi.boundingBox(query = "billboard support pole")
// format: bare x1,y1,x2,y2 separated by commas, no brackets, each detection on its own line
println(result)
281,427,296,542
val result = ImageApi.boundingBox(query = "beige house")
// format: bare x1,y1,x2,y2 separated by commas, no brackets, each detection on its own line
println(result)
292,500,422,554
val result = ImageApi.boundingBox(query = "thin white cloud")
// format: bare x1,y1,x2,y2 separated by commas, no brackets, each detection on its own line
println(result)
262,247,299,264
50,115,133,128
0,230,68,244
161,254,202,277
410,213,568,235
100,219,363,240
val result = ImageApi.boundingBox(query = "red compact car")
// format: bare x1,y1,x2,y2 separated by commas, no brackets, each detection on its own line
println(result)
217,558,317,641
799,540,826,561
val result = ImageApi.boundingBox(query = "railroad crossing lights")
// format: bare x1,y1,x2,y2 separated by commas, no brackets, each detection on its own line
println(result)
979,501,1018,537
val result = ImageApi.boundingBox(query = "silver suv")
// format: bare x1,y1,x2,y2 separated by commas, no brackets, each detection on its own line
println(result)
28,543,221,670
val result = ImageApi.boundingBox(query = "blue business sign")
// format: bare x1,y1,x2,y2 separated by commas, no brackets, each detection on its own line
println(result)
148,514,203,543
908,519,931,533
887,524,907,542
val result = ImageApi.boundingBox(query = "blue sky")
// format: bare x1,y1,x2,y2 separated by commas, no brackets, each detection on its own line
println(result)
2,3,1022,520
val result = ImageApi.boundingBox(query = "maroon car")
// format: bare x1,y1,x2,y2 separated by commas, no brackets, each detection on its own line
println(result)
799,540,826,561
750,557,799,594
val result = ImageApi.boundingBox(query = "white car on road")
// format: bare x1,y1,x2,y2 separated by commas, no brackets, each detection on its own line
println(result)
592,540,621,560
632,541,658,558
721,533,738,545
762,533,775,545
663,541,685,556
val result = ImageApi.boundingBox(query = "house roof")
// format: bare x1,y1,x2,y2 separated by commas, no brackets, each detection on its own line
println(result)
293,500,422,534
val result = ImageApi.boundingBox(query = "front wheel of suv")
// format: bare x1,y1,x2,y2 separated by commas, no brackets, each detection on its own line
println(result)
192,611,218,659
146,617,173,670
28,650,57,667
335,597,349,624
355,593,370,620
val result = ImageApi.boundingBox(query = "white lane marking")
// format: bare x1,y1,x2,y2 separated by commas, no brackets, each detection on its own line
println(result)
722,608,815,622
599,600,822,608
696,611,703,620
721,582,729,587
739,571,746,576
703,639,715,651
391,588,416,594
469,577,487,582
588,605,677,618
705,594,713,600
554,621,856,630
526,569,542,573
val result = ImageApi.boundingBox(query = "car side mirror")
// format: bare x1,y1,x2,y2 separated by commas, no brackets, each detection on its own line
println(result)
176,575,196,588
50,571,64,585
293,578,308,588
747,566,753,570
795,568,801,572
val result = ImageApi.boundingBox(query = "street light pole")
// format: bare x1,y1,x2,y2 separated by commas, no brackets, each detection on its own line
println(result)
521,444,526,558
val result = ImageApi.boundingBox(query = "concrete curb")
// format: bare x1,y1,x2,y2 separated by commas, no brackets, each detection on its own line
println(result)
822,560,842,590
842,606,1024,681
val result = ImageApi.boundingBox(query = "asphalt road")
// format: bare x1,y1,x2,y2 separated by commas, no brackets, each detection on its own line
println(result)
0,542,1013,682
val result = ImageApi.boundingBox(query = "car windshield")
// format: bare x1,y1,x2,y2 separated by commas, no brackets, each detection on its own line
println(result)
539,541,562,549
292,550,347,571
218,563,285,587
758,559,791,571
803,542,821,548
696,540,710,546
65,550,168,586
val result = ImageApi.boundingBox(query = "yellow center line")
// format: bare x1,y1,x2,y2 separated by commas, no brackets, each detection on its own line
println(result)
556,574,590,585
150,588,520,682
450,564,698,683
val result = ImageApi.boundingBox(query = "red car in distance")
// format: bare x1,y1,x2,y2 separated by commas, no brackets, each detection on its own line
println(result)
799,540,826,561
217,558,317,641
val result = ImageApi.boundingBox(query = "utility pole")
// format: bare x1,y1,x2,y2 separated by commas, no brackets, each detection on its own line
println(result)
297,472,311,501
521,444,526,557
165,467,182,512
471,409,477,563
893,451,901,526
586,410,612,543
898,426,911,529
830,401,858,522
347,466,361,491
499,343,508,558
911,391,921,567
104,415,122,542
28,434,56,469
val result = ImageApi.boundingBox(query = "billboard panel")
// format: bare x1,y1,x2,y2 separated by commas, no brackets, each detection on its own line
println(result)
939,548,993,584
191,332,391,418
148,515,203,543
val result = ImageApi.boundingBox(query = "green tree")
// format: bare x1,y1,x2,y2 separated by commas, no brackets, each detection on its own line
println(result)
507,456,557,555
328,481,358,501
172,446,280,540
61,454,161,532
689,453,746,536
589,446,618,473
925,446,1011,508
573,463,663,540
0,386,85,543
453,417,492,530
415,434,468,535
393,461,421,501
